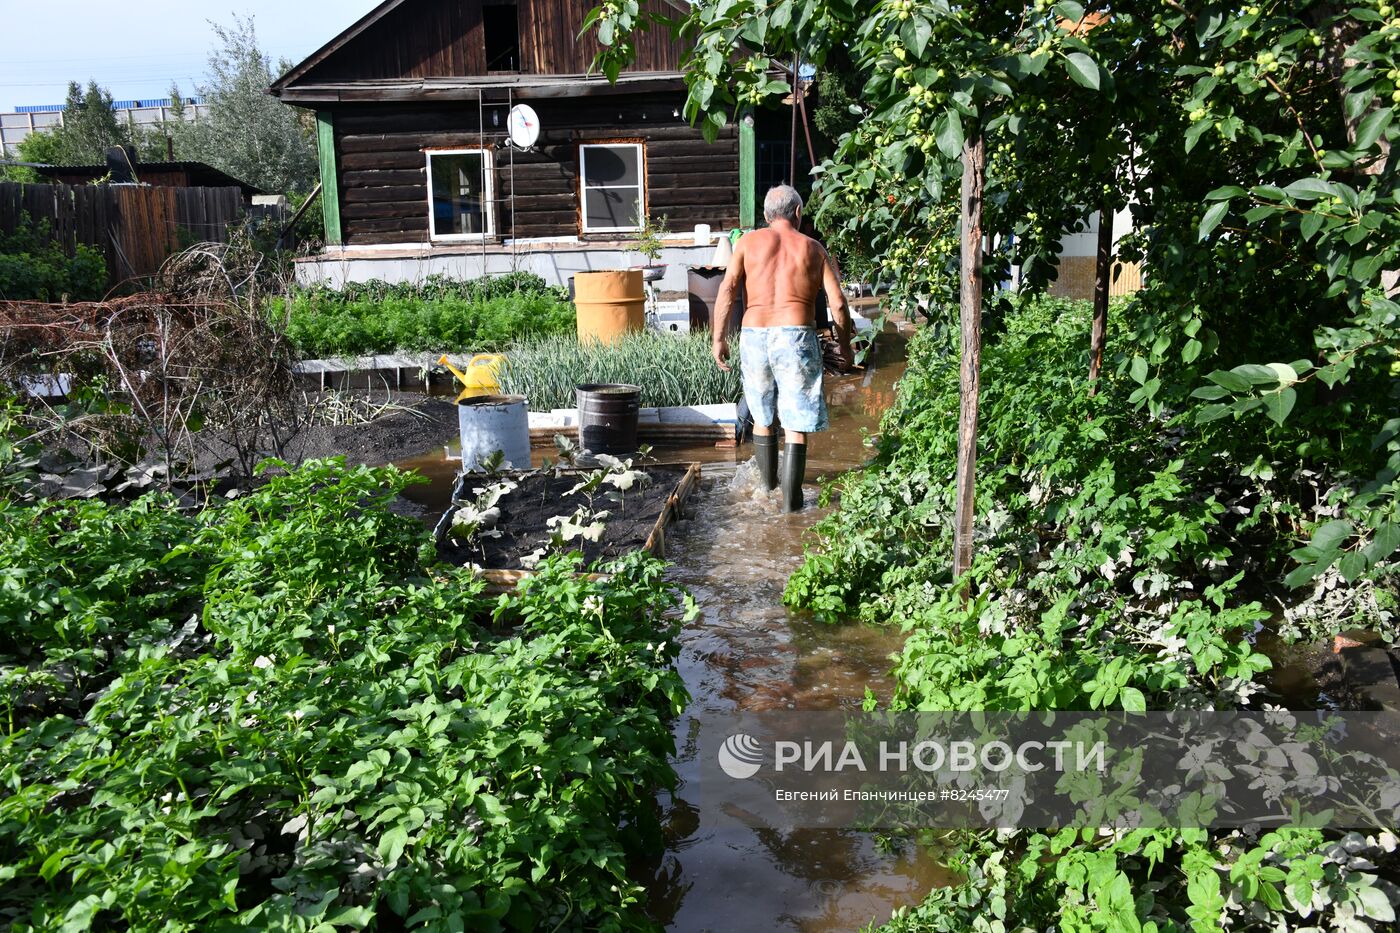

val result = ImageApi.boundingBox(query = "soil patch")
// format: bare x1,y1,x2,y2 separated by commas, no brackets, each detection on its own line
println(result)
30,392,459,514
193,392,460,472
438,465,692,570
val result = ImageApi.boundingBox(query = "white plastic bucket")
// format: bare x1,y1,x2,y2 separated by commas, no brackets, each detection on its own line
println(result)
692,223,711,246
457,395,531,471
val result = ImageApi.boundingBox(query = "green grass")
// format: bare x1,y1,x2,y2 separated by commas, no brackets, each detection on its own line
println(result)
498,332,742,410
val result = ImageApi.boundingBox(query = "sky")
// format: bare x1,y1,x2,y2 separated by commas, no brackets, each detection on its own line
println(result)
0,0,382,111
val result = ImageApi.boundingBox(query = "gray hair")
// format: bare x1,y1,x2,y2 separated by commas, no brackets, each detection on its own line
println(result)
763,185,803,223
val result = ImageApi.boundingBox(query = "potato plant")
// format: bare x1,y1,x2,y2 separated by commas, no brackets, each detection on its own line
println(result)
0,458,691,931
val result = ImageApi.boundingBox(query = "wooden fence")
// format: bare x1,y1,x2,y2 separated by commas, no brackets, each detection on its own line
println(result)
0,182,245,286
1046,256,1144,301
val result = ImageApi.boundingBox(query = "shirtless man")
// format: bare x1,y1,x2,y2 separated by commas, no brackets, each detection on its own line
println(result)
712,185,853,512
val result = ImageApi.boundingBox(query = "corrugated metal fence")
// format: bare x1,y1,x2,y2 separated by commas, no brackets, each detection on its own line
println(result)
0,182,244,286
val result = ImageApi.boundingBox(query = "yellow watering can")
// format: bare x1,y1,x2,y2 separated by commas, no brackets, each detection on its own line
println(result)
440,353,505,402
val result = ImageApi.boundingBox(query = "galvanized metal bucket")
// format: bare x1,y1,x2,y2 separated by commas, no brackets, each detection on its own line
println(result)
457,394,531,471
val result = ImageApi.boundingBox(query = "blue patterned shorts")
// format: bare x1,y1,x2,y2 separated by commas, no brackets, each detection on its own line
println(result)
739,326,829,433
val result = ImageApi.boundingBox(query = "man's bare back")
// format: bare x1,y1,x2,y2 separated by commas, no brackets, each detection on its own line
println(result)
711,218,851,368
734,225,827,327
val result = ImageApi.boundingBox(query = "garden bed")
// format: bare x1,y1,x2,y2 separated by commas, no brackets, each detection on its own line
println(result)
435,462,701,583
528,403,741,448
275,272,575,359
0,459,688,930
498,332,741,410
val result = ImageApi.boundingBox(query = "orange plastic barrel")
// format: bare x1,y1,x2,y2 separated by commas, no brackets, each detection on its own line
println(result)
573,270,645,343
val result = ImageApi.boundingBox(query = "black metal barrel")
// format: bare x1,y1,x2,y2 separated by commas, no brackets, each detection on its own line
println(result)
576,383,642,455
686,266,745,335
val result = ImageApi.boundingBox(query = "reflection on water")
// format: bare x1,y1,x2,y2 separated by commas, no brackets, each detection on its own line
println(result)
392,321,951,929
1255,627,1391,711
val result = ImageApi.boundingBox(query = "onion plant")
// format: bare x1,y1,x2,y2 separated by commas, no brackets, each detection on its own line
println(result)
498,331,741,410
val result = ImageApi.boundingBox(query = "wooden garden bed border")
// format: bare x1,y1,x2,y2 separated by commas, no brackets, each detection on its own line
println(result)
435,462,703,592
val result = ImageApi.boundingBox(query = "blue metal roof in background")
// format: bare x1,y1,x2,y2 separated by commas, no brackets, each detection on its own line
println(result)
16,97,204,114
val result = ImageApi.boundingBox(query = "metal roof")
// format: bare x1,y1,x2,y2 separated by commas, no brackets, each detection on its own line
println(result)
33,160,261,196
15,97,205,114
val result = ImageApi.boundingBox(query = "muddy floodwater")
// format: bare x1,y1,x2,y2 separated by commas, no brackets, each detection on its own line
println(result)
397,322,955,930
638,463,955,932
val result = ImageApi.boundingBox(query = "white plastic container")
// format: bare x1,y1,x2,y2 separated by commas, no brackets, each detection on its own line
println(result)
692,223,711,247
457,395,531,471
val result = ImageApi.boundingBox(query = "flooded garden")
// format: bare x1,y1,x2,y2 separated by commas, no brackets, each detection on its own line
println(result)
5,0,1400,929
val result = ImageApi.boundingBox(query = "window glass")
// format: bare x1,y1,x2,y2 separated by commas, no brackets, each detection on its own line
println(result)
579,144,644,232
428,150,492,238
584,188,642,231
582,146,640,187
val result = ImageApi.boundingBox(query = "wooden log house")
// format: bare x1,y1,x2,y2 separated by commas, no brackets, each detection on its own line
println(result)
270,0,759,288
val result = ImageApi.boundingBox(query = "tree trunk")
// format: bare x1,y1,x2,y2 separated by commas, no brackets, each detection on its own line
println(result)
952,131,985,584
1088,205,1113,393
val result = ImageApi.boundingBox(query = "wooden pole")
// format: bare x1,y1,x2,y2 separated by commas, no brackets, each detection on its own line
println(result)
277,181,322,249
739,107,756,228
952,130,985,583
1088,205,1112,392
795,78,817,165
789,52,801,185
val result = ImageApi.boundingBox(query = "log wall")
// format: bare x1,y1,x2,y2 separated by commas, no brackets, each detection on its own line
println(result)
331,93,740,245
300,0,681,84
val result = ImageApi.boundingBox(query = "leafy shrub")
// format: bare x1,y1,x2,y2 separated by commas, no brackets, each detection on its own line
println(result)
499,332,742,410
789,296,1397,645
0,458,689,931
275,273,575,358
880,827,1398,933
0,213,107,302
785,296,1400,932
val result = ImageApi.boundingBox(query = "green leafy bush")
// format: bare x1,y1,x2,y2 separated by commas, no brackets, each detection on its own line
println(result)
879,826,1398,933
0,459,690,931
499,332,742,410
785,296,1400,932
0,213,107,302
789,296,1397,646
276,273,575,358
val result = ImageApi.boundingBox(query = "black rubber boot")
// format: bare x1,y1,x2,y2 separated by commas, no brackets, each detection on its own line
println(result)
753,433,778,491
782,442,807,512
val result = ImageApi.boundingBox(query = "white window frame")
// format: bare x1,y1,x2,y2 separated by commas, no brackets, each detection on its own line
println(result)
426,148,495,241
579,142,645,234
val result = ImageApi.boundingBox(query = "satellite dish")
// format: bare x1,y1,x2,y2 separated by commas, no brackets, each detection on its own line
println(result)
506,104,540,149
